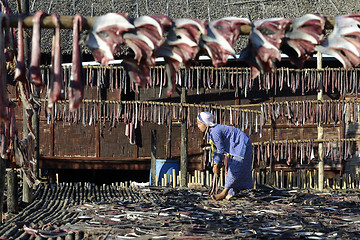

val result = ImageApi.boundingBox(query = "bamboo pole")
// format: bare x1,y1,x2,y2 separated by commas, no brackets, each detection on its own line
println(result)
200,171,204,186
164,174,168,187
172,169,176,188
317,52,324,191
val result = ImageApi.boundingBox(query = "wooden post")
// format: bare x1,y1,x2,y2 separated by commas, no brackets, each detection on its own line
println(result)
314,170,318,190
317,52,324,191
166,110,172,159
180,87,188,187
0,158,5,223
150,129,157,186
7,170,18,215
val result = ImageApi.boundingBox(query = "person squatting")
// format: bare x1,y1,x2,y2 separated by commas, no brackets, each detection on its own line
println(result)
197,112,253,201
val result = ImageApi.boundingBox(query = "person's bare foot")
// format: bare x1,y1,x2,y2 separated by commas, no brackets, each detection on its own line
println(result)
225,194,234,200
211,192,226,201
211,188,230,201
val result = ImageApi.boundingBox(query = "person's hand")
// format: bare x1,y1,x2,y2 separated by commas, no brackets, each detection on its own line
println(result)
213,163,221,177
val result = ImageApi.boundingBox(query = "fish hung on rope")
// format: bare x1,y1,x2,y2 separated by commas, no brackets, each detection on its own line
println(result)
29,11,47,88
0,13,9,121
14,14,27,83
68,14,85,111
281,14,326,68
200,17,251,67
86,13,135,65
239,18,291,79
315,14,360,69
155,19,207,96
47,13,64,110
122,15,173,87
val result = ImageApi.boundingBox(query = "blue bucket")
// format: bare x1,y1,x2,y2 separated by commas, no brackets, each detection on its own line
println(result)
150,159,179,185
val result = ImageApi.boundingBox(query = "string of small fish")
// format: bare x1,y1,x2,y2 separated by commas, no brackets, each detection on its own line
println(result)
46,65,360,97
44,98,360,132
252,138,357,168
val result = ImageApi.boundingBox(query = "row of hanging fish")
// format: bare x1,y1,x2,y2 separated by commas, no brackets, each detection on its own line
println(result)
44,98,360,133
260,99,360,128
86,12,360,96
252,139,355,166
41,65,360,100
0,3,19,160
44,99,260,131
8,12,360,114
12,11,85,119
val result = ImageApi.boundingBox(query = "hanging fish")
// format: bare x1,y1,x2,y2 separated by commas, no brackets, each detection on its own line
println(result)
239,18,291,79
86,13,134,65
68,14,85,111
155,18,207,95
123,15,173,87
281,14,325,68
29,11,47,88
315,14,360,69
47,13,65,109
200,17,251,67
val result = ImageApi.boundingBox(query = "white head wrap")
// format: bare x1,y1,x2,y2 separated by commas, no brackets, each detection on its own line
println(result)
197,112,217,127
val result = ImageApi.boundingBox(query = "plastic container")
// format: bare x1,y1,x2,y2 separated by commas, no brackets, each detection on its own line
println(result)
149,159,179,185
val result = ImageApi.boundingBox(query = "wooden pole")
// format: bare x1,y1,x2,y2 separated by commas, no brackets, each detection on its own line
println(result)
317,52,324,191
7,170,18,215
0,158,5,223
166,112,172,159
180,87,188,187
150,129,157,186
32,91,40,178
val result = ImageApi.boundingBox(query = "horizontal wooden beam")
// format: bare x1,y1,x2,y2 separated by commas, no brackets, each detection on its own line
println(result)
8,14,94,30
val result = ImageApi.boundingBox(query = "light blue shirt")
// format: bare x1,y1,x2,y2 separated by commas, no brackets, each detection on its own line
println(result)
209,124,253,193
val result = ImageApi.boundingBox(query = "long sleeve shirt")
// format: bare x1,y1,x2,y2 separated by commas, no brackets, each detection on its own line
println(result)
209,124,250,164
